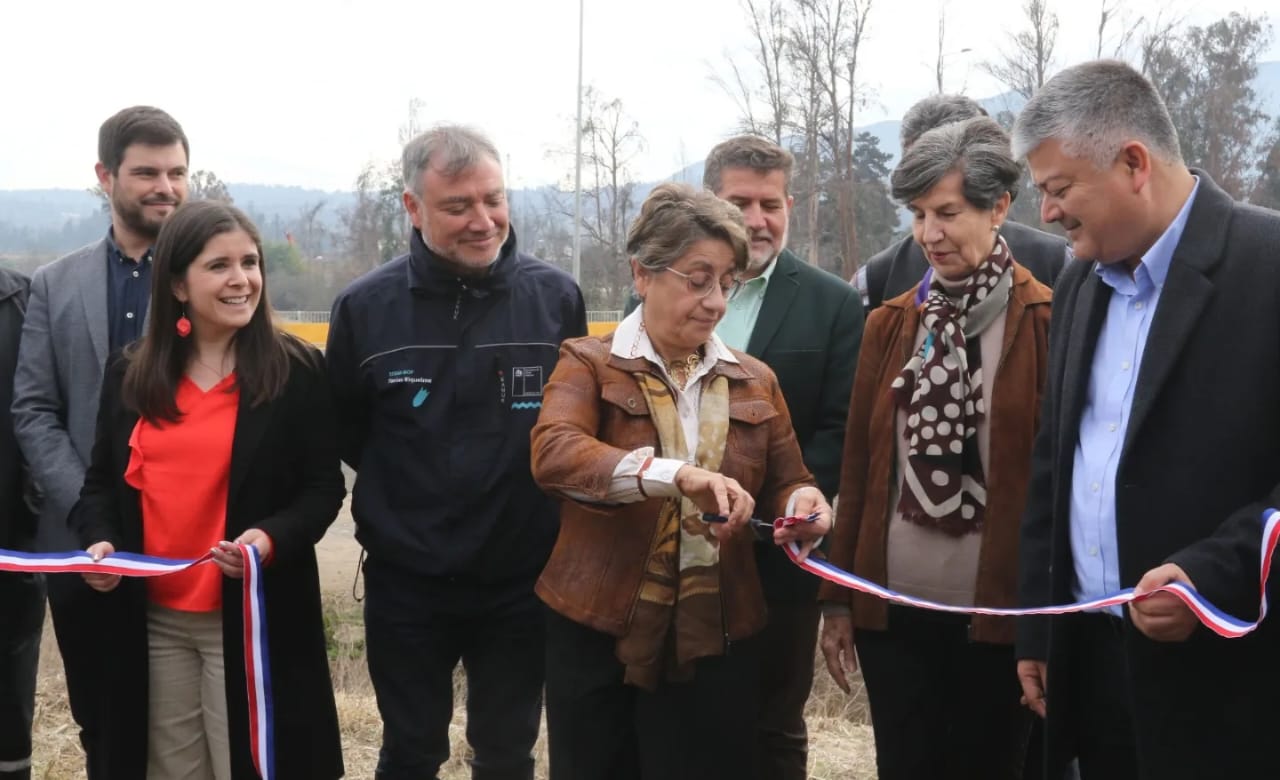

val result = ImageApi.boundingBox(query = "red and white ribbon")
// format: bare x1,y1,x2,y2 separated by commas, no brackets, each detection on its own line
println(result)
788,508,1280,639
0,545,275,778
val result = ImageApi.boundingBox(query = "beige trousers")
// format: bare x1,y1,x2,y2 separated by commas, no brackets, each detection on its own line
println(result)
146,604,231,780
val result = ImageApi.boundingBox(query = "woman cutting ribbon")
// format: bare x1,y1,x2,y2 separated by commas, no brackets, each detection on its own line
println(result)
530,183,831,780
69,200,344,779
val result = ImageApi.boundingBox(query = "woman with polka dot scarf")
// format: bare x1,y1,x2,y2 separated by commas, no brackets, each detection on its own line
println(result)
818,116,1053,780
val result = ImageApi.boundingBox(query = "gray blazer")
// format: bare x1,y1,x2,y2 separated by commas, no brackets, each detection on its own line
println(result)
12,239,110,551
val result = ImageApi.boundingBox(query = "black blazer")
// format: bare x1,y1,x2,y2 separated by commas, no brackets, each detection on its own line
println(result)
1017,172,1280,778
69,342,345,780
627,249,863,599
0,268,40,632
0,268,31,551
862,219,1067,311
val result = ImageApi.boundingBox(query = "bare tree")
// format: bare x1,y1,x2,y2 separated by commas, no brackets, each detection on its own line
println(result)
787,0,874,278
341,162,405,271
981,0,1058,228
292,201,329,259
744,0,793,144
787,13,826,268
189,170,233,203
579,88,644,262
397,98,427,146
982,0,1059,100
710,0,793,144
1137,12,1184,77
934,5,947,94
547,87,646,307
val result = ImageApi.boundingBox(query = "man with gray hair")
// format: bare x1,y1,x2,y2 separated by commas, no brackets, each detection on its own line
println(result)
854,94,1066,312
1015,60,1280,779
327,124,586,779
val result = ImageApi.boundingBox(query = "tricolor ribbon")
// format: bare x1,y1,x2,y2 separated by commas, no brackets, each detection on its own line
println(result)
242,544,275,780
788,508,1280,639
0,544,276,779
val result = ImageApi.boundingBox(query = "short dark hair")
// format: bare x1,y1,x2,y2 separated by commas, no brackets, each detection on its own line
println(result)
123,201,309,422
98,106,189,175
703,135,795,195
891,117,1021,210
899,94,988,151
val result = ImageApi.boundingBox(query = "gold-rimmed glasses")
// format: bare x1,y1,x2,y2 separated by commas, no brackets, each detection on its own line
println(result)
662,266,742,299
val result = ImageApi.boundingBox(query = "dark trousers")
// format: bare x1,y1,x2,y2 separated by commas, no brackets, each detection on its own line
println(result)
1054,611,1280,780
753,598,820,780
363,557,544,780
856,605,1030,780
1063,613,1137,780
544,606,760,780
1024,718,1082,780
45,573,113,780
0,573,43,780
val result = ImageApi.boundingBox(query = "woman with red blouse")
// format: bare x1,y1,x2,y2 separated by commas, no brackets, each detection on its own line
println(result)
69,200,345,779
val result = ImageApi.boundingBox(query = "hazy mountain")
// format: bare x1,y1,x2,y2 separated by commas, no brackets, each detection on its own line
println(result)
4,62,1277,257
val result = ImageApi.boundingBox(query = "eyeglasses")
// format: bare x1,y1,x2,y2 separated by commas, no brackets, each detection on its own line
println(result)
662,267,743,299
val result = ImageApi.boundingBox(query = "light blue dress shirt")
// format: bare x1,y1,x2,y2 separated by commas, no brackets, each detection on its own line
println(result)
716,255,779,351
1071,177,1201,612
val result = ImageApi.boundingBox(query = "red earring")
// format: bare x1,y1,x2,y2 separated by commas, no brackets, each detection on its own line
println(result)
176,305,192,338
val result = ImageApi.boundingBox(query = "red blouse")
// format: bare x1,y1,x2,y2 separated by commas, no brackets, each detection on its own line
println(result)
125,374,239,612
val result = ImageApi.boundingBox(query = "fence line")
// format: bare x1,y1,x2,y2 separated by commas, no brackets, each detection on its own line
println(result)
276,310,331,324
277,310,624,325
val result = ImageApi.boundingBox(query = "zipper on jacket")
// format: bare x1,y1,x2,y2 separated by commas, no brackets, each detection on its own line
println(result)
453,282,466,320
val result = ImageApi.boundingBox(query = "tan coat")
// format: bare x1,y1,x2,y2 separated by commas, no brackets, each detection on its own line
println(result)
818,262,1052,643
532,335,816,641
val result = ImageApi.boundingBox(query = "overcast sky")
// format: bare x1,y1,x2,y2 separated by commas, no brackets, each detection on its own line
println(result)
1,0,1276,193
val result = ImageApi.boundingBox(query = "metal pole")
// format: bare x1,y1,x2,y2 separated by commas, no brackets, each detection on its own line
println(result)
572,0,584,283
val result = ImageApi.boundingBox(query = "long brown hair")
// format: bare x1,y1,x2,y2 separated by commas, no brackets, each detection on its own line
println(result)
123,200,310,422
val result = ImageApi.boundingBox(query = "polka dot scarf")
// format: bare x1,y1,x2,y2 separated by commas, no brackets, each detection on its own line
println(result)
890,236,1013,536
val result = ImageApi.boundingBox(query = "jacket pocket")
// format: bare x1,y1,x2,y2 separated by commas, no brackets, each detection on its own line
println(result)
601,380,650,417
726,398,777,464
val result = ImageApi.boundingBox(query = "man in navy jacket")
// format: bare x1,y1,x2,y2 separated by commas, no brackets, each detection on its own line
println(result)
327,124,586,780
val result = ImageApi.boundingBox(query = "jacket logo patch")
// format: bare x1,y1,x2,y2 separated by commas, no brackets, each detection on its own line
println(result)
412,388,430,407
512,366,544,397
511,401,542,411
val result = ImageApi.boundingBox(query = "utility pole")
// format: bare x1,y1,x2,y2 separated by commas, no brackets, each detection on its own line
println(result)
572,0,584,283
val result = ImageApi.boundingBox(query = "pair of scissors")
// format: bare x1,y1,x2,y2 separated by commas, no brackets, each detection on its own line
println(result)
701,511,820,540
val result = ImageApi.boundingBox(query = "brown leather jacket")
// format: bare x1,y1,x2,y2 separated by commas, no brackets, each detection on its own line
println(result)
818,262,1052,643
532,334,816,640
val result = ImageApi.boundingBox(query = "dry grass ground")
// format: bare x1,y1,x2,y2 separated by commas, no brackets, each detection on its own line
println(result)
28,506,878,778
